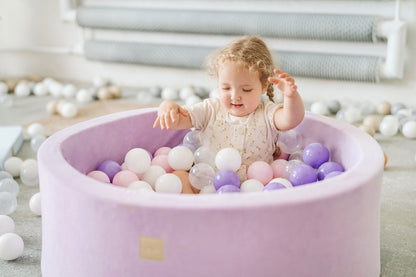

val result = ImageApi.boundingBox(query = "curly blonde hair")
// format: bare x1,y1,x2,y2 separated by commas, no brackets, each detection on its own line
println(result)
207,36,275,102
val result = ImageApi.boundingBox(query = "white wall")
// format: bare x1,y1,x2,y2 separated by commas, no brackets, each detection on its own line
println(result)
0,0,415,105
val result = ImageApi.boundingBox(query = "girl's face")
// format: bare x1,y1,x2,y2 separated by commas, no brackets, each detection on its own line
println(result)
217,61,267,117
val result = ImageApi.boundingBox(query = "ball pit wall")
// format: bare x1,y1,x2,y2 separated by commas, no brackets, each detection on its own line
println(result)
38,109,384,277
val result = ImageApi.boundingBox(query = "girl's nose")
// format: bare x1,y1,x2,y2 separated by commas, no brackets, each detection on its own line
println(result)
231,91,241,101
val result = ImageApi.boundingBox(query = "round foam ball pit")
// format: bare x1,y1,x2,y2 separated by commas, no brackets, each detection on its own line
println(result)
38,109,384,277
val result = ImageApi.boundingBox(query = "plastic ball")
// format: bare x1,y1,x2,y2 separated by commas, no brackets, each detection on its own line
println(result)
377,101,391,115
194,146,216,168
199,184,216,194
289,164,317,186
270,159,288,178
62,84,77,98
60,102,78,118
343,106,362,123
246,161,273,185
141,165,166,189
155,173,182,194
49,81,63,97
186,95,202,106
161,87,178,100
0,171,12,182
96,160,122,182
327,100,341,114
277,129,303,154
27,123,44,138
317,161,344,180
76,89,93,103
14,82,31,97
124,148,151,175
310,101,329,115
402,121,416,138
324,171,343,180
380,115,399,136
0,192,17,215
240,179,264,193
112,170,139,187
46,100,58,115
168,146,194,171
0,215,15,235
283,159,303,180
391,103,406,115
263,182,287,191
215,148,242,171
128,181,153,192
303,143,330,168
151,155,173,173
30,135,46,152
173,170,194,194
0,82,8,95
363,115,381,132
154,147,171,157
87,170,110,183
183,130,201,149
20,159,39,186
359,124,375,137
213,169,240,190
217,185,241,194
189,163,215,190
179,86,195,100
0,233,24,261
288,150,303,161
4,157,23,177
0,179,19,196
269,178,293,188
29,192,41,216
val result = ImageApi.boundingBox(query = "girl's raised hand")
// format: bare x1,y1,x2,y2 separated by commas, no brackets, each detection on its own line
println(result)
153,100,189,130
268,69,298,97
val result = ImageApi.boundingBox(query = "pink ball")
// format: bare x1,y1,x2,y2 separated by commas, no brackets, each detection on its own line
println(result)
87,170,110,183
246,161,273,185
270,159,288,178
151,155,173,173
154,147,171,157
112,170,139,187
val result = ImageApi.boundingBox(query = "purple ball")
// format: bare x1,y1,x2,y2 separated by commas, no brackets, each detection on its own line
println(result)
96,160,122,182
289,164,317,186
263,182,286,191
217,185,241,194
302,143,330,168
324,171,343,180
317,161,344,180
213,169,240,190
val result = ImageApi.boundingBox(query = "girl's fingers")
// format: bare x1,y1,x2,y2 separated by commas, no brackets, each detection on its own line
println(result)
153,117,160,128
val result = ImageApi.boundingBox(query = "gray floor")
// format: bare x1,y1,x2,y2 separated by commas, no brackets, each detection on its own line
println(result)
0,92,415,277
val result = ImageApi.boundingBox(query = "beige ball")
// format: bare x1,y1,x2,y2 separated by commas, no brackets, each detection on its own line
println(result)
108,85,122,99
359,124,375,137
97,87,112,100
377,101,391,115
363,115,381,132
5,78,19,92
46,100,58,115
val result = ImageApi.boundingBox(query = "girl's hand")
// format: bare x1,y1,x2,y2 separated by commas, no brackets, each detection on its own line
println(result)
268,69,298,98
153,100,189,130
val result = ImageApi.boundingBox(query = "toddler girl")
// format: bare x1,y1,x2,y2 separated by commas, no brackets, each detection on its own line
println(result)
153,36,305,180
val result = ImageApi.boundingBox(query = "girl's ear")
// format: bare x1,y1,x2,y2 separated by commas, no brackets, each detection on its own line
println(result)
262,82,270,94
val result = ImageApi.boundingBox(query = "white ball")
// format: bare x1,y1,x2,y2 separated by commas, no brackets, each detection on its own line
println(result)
0,233,24,261
48,81,63,98
215,148,242,171
185,95,202,106
380,115,399,136
141,165,166,189
310,101,329,115
128,181,153,192
62,84,77,99
240,179,265,193
179,86,195,100
199,184,216,194
269,178,293,188
29,192,41,216
161,87,178,100
4,157,23,177
155,173,182,194
33,82,48,96
0,215,15,235
168,146,194,171
76,89,93,103
27,122,45,138
124,148,151,175
60,102,78,118
402,121,416,139
14,82,31,97
0,82,8,95
344,107,362,124
92,75,109,87
20,159,39,186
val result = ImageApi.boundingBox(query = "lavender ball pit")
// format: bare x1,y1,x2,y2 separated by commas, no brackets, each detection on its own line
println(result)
38,109,383,277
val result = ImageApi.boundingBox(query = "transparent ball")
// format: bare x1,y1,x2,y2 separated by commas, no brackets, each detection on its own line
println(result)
277,129,303,154
30,135,46,152
283,160,304,180
194,146,216,168
0,179,19,197
183,130,201,150
0,192,17,215
215,148,241,171
20,159,39,186
0,171,12,182
0,215,15,235
189,163,215,190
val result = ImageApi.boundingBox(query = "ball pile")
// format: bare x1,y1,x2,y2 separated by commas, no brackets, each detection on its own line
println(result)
87,129,345,194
